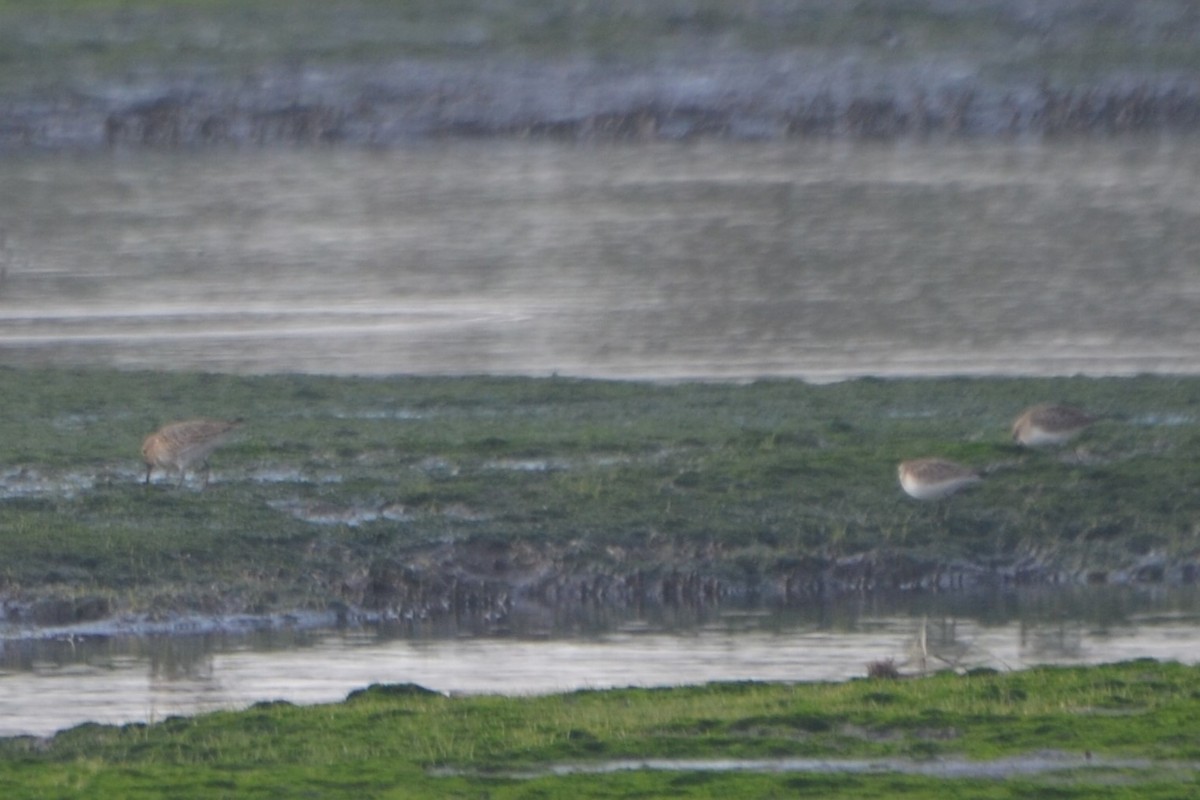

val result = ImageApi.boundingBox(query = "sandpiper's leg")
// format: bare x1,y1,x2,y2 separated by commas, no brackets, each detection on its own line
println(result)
201,460,211,489
144,464,153,486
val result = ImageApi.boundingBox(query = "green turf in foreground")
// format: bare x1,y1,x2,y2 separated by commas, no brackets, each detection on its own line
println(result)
1,661,1199,798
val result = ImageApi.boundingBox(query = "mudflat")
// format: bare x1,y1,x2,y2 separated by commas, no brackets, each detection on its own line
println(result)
1,368,1196,628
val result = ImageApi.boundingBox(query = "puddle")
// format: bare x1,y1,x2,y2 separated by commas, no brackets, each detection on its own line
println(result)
247,466,343,484
0,466,99,499
482,457,570,472
266,498,384,527
266,496,487,525
416,457,459,477
330,409,427,421
437,752,1168,780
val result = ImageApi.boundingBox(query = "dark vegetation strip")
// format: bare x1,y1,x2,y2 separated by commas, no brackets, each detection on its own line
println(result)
0,367,1197,626
1,661,1199,797
3,1,1200,148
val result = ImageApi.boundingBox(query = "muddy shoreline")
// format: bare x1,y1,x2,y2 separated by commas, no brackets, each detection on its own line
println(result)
6,537,1197,637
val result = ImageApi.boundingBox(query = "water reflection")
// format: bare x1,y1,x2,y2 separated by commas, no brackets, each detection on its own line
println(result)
3,585,1199,738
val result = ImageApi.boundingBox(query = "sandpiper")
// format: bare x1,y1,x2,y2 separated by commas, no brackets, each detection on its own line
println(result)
1011,404,1096,446
142,418,242,488
897,458,982,500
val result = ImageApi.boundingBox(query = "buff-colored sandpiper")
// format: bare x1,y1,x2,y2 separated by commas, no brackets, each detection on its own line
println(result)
897,457,982,501
1011,403,1097,447
142,418,242,488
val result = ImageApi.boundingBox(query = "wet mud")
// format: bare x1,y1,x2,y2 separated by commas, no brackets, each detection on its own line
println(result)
5,530,1195,635
328,536,1200,626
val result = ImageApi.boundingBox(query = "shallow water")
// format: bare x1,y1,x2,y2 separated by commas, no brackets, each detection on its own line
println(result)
4,587,1200,737
1,138,1198,380
450,754,1162,780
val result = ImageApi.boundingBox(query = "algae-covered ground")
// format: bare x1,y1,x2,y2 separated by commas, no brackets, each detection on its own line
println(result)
1,367,1198,627
2,660,1200,798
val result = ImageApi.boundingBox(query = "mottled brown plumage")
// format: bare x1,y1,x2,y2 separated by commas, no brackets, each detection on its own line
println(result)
142,418,242,488
1012,404,1097,446
897,458,982,500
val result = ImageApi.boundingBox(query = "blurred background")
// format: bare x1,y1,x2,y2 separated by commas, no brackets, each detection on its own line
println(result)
1,0,1198,379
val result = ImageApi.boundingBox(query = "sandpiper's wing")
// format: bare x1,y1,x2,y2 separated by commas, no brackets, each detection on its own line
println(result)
906,458,978,482
159,418,242,461
1028,404,1096,429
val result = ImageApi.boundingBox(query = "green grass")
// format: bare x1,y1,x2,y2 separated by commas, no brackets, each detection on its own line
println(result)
1,367,1199,621
2,661,1200,797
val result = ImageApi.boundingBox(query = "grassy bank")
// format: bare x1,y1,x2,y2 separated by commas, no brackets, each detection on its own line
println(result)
1,660,1199,797
0,368,1197,624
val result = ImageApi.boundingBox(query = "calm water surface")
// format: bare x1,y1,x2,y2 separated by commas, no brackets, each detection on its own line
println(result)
2,138,1200,735
1,138,1198,379
4,586,1200,737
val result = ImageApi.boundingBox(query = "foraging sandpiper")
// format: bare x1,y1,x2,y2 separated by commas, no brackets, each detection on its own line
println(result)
1011,404,1096,447
142,418,242,488
897,457,982,500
